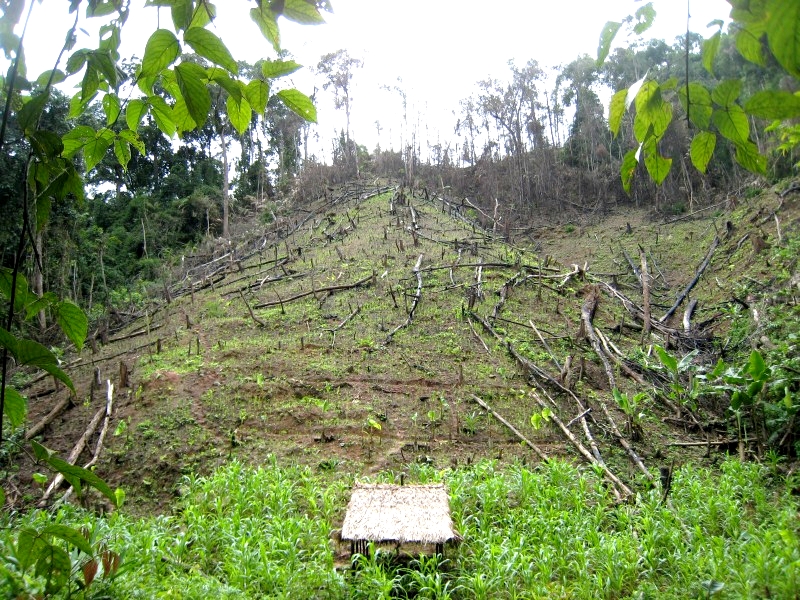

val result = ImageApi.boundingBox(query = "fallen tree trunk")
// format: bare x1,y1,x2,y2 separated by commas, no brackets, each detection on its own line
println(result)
254,274,373,309
385,255,424,344
471,394,548,461
660,236,719,324
26,394,73,441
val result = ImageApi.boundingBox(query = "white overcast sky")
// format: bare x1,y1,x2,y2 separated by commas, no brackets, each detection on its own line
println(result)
17,0,731,159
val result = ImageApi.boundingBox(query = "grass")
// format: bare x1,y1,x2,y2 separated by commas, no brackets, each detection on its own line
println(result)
2,456,797,599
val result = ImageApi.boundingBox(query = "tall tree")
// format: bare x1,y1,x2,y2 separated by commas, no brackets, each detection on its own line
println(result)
317,49,363,177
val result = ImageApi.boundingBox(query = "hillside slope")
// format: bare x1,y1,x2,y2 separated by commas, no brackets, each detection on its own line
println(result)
16,179,800,511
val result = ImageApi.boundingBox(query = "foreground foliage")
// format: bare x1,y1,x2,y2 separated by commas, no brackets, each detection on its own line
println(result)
2,457,797,598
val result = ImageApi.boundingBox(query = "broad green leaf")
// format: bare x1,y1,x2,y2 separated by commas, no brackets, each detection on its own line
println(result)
276,89,317,123
608,89,627,137
88,50,119,89
620,148,638,195
36,543,71,595
261,59,302,79
748,350,767,379
175,61,211,127
141,29,180,78
0,267,32,314
226,95,252,136
83,129,114,172
17,528,50,571
114,138,131,169
735,24,766,66
189,1,216,28
102,93,120,125
55,300,88,351
633,2,656,34
244,79,269,115
35,69,66,87
46,457,116,505
149,95,177,138
170,0,193,31
767,0,800,78
40,525,93,556
125,98,148,130
679,82,713,129
3,386,26,428
596,21,622,65
735,140,767,174
690,131,716,173
184,27,237,73
711,79,742,107
282,0,325,24
207,68,243,102
17,92,50,133
677,349,699,372
61,125,97,158
745,90,800,119
30,130,64,160
24,291,58,322
65,49,89,75
171,95,197,134
712,105,750,145
655,344,678,374
642,137,672,185
702,30,722,75
86,0,119,17
118,129,146,155
69,89,96,118
250,6,280,53
80,63,100,103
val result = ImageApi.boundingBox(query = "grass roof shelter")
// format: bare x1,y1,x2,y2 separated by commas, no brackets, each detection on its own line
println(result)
341,482,460,557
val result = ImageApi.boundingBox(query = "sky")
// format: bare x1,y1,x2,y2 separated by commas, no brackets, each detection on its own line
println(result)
16,0,732,160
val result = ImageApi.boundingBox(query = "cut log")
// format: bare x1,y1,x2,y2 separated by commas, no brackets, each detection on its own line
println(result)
660,236,719,324
471,394,548,461
25,394,73,441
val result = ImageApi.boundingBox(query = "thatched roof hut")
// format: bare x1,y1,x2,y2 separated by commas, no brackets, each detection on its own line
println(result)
341,483,459,555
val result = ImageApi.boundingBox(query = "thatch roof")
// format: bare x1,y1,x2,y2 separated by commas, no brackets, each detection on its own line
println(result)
341,483,460,544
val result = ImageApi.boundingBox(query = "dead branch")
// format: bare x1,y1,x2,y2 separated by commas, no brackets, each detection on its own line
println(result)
26,394,73,441
471,394,548,461
640,247,651,340
385,255,424,344
466,313,491,354
239,290,266,327
529,319,561,372
660,236,719,324
683,298,698,332
254,274,373,309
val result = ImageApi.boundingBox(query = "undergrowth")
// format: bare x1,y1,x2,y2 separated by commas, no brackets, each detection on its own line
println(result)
2,457,798,599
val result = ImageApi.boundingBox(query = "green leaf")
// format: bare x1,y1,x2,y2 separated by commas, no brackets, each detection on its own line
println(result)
207,68,242,102
80,63,100,103
17,528,50,571
745,90,800,119
149,95,177,138
3,386,26,428
655,345,678,374
766,0,800,78
702,30,722,75
114,138,131,169
40,525,93,556
608,89,627,138
30,130,64,160
596,21,622,65
88,50,119,89
679,82,713,129
55,300,88,351
0,267,32,314
35,69,67,87
141,29,180,78
244,79,269,115
276,88,317,123
690,131,716,173
83,129,114,172
261,59,302,79
11,336,74,391
677,349,699,372
226,95,252,136
250,6,280,53
119,129,146,156
102,93,121,125
189,1,216,28
175,61,211,128
620,148,638,195
61,125,96,158
712,105,750,146
125,98,148,130
17,92,50,133
748,350,767,379
171,95,197,134
711,79,742,107
642,137,672,185
36,543,70,595
183,27,237,73
282,0,325,24
633,2,656,34
30,441,117,506
735,24,766,66
739,136,766,169
170,0,193,31
65,49,89,75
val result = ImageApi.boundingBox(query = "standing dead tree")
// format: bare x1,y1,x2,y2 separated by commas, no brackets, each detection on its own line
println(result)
385,254,424,344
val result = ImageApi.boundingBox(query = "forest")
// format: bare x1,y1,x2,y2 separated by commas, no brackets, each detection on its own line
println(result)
1,1,799,598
